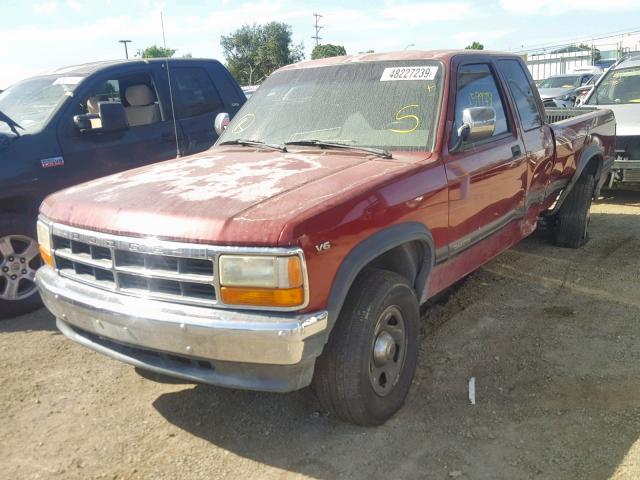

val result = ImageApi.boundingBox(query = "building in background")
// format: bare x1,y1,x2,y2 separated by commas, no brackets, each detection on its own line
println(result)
519,30,640,80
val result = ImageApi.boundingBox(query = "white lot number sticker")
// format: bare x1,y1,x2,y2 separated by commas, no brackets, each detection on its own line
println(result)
380,66,438,81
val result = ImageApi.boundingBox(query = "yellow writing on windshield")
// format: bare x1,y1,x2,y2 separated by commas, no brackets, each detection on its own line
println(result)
232,113,255,133
389,104,420,134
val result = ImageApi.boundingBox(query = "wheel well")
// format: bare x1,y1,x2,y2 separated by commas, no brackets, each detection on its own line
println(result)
359,241,428,295
0,196,39,217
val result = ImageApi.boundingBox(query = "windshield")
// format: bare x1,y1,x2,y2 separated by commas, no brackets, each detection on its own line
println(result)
538,75,581,89
218,60,444,152
587,66,640,105
0,75,84,134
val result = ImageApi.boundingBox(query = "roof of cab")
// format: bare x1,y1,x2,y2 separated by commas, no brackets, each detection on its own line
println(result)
48,58,222,76
279,49,522,71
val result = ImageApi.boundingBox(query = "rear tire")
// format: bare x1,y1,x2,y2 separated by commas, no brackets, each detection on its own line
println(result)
313,269,419,426
554,173,595,248
0,214,43,319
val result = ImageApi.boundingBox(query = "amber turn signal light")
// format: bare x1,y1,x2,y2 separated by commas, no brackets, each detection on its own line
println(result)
39,246,53,268
220,286,305,308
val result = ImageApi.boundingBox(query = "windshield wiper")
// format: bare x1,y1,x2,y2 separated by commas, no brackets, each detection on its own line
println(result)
284,140,392,159
0,110,23,137
219,138,287,152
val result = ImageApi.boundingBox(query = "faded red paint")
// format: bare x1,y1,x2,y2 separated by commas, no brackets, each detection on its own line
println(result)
40,50,616,313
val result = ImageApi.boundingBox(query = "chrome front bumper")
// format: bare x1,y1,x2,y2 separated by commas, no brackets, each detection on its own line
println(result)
36,266,328,392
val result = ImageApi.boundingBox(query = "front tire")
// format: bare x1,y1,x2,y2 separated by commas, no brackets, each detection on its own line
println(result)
0,214,43,319
554,173,595,248
313,269,419,426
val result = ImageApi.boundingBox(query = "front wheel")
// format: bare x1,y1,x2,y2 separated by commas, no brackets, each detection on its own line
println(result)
0,214,43,319
313,269,419,426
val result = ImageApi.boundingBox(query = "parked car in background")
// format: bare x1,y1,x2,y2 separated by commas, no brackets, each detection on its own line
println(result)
0,58,245,318
583,53,640,185
36,50,614,425
537,73,594,107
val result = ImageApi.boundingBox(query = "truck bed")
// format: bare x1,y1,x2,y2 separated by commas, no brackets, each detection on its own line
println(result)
545,107,598,124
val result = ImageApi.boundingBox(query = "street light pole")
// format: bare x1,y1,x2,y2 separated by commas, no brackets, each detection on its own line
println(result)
404,43,415,50
118,40,132,59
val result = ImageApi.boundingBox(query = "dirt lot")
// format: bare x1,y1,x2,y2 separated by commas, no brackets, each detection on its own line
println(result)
1,191,639,480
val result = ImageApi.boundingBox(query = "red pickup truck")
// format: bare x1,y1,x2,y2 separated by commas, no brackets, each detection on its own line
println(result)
35,50,615,425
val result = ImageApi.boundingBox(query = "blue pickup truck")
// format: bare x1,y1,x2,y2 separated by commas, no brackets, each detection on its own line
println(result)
0,58,245,317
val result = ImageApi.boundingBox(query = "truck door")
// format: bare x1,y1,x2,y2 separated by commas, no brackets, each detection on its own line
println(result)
170,66,234,156
57,66,183,183
443,60,528,257
496,59,555,231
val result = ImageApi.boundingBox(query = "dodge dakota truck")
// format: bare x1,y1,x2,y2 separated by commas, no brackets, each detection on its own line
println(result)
35,50,615,425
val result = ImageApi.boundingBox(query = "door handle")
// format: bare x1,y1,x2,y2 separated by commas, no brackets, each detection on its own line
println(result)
511,145,522,158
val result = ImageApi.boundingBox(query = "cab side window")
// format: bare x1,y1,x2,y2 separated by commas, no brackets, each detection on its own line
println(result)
497,60,542,131
452,63,509,146
82,73,161,128
172,68,223,118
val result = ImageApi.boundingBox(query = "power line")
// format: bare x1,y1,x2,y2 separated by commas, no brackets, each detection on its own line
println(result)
312,13,323,47
512,27,640,54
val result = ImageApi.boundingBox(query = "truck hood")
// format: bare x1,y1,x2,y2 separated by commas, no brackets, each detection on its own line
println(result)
538,87,573,99
41,147,421,245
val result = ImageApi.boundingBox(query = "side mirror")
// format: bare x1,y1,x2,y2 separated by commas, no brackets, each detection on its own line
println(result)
98,102,128,132
73,113,94,131
458,107,496,144
73,101,128,133
214,112,230,136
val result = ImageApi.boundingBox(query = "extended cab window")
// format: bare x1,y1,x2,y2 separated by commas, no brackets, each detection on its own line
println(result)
452,64,509,146
82,73,161,128
497,60,542,131
173,68,223,118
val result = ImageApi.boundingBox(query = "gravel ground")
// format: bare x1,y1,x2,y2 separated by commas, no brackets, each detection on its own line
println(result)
1,190,639,480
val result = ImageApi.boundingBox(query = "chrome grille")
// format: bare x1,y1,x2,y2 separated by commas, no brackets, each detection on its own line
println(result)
50,225,216,307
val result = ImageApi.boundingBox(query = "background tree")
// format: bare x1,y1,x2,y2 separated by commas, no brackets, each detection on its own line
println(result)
465,41,484,50
311,43,347,60
221,22,304,85
135,45,177,58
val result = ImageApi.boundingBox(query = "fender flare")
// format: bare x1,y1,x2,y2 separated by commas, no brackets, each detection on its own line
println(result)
325,222,435,330
549,143,603,216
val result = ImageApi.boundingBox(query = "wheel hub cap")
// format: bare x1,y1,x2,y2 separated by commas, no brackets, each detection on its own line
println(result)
373,331,397,366
369,305,407,397
0,234,41,301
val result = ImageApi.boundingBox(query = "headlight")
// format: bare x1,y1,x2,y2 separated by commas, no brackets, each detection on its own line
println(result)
36,220,53,267
218,254,305,308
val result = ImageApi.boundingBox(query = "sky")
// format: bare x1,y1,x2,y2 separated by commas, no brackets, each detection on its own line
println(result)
2,0,640,89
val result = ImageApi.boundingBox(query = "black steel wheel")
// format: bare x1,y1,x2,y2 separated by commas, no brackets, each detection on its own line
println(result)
313,268,419,426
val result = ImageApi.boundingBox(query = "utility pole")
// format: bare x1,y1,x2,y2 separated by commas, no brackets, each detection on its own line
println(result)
312,13,323,47
118,39,132,59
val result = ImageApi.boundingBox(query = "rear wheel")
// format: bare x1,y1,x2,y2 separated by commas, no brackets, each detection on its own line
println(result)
0,214,43,319
554,173,596,248
313,269,419,426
